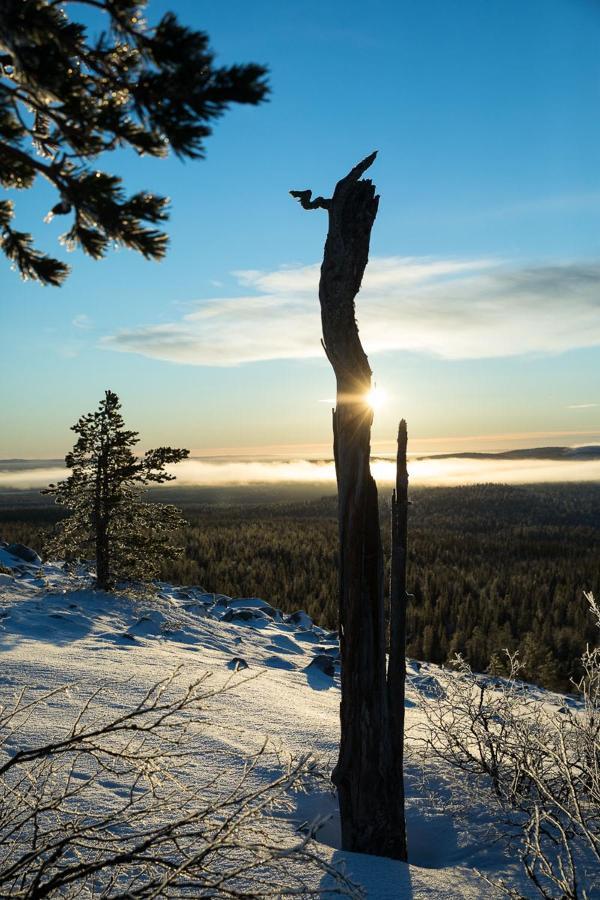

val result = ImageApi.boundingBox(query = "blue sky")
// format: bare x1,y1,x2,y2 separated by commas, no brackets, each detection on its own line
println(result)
1,0,599,459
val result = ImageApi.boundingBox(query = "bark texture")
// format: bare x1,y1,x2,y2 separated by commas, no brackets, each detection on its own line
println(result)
389,420,409,821
291,153,408,860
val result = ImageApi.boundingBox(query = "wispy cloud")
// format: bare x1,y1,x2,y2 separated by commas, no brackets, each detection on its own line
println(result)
567,403,598,409
101,257,600,366
72,314,93,330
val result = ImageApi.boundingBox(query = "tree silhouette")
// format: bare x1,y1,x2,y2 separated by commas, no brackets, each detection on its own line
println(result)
45,390,189,590
0,0,269,285
291,154,409,860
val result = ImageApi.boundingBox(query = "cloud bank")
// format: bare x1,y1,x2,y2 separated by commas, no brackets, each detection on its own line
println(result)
2,456,599,490
102,257,600,366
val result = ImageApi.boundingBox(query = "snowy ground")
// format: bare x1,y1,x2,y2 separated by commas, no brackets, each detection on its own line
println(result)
0,544,571,897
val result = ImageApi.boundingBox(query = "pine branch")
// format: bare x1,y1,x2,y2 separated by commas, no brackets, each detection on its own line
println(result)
0,0,269,285
0,224,69,285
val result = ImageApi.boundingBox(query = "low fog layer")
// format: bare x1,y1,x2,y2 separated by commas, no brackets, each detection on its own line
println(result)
1,456,599,490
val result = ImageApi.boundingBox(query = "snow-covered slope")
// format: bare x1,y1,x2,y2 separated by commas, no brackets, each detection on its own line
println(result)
0,546,553,897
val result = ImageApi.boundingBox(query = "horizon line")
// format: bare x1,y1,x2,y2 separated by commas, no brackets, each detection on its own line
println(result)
3,430,600,463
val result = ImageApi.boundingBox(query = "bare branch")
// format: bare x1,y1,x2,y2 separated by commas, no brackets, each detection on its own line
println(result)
0,670,359,898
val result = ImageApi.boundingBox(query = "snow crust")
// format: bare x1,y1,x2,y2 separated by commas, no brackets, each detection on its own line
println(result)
0,545,556,897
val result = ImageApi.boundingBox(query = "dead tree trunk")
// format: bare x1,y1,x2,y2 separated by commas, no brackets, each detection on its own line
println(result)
291,153,408,860
389,420,409,822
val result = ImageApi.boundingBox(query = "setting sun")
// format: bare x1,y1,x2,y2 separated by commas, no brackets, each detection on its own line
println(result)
366,386,387,411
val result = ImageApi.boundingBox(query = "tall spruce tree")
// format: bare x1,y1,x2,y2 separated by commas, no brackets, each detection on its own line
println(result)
45,390,189,589
0,0,268,285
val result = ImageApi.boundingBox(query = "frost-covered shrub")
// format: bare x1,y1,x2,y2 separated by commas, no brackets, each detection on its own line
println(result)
421,593,600,899
0,668,357,898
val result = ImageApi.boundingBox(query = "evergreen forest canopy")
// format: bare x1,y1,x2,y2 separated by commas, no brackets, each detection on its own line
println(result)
2,481,598,694
0,0,268,284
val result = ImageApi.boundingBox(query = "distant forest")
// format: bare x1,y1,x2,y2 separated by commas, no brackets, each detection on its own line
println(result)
1,482,598,693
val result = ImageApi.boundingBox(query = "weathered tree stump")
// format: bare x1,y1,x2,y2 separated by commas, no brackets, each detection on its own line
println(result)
291,153,408,860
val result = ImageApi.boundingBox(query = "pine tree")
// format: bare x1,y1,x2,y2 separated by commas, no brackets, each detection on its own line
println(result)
0,0,268,285
44,390,189,589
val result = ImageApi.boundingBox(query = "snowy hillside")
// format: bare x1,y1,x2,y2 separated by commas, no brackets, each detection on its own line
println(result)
0,543,590,898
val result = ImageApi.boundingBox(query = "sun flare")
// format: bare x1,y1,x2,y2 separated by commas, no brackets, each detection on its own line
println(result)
365,386,387,411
